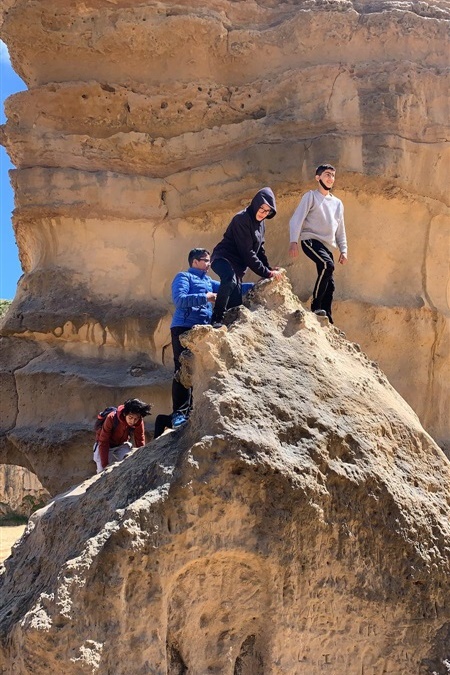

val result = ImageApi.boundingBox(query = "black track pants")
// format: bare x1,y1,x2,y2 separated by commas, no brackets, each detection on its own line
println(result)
154,414,173,439
301,239,335,320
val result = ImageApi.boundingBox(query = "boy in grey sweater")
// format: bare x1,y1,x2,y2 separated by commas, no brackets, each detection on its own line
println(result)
288,164,348,323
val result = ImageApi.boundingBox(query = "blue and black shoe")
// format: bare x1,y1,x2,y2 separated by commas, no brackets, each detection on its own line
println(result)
171,411,188,428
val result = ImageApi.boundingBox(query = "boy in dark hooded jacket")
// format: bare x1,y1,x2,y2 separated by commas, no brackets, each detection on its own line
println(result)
210,187,282,325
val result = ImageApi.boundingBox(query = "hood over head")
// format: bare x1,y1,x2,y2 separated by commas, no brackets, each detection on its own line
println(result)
249,187,277,219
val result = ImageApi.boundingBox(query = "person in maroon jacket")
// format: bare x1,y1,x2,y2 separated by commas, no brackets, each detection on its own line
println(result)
93,398,152,473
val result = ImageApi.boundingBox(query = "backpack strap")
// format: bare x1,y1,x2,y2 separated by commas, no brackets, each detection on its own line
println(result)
112,412,119,432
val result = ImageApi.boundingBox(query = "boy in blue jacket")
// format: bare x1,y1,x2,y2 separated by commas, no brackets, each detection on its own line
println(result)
169,248,220,417
155,248,252,438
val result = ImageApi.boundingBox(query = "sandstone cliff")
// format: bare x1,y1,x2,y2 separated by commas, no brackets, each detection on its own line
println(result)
0,0,448,492
0,276,448,674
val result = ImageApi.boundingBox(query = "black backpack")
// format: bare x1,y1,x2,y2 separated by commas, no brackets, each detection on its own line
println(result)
94,406,119,432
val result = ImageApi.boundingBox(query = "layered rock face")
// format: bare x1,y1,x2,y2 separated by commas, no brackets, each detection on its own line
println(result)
0,0,448,492
0,277,448,674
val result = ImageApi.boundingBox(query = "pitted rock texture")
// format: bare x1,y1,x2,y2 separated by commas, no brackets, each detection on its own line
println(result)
0,0,448,487
0,276,448,674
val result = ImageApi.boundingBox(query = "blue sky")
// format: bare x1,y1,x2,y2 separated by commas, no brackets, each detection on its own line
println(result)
0,40,26,299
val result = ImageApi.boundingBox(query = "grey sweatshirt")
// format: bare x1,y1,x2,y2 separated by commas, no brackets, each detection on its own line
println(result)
289,189,347,255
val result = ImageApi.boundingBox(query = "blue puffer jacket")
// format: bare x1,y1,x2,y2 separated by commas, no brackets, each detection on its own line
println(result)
171,268,221,328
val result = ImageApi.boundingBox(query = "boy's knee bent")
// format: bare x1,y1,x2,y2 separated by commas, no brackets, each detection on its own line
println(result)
219,264,237,283
220,275,237,292
212,259,237,286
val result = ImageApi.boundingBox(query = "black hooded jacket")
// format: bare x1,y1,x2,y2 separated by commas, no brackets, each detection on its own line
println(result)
211,187,277,279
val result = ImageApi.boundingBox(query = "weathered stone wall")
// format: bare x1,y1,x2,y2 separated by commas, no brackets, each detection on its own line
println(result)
0,0,448,493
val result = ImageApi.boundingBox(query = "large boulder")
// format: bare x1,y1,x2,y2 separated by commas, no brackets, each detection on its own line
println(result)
0,0,448,485
0,276,448,674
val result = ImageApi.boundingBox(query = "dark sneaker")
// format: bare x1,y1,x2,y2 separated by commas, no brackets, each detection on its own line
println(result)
171,411,188,428
313,309,327,317
211,322,224,329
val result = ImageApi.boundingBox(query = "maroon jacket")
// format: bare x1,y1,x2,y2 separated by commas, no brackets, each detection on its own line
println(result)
96,404,145,469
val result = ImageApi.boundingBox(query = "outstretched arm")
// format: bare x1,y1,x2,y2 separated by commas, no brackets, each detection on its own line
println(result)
97,414,114,469
336,205,348,264
133,419,146,448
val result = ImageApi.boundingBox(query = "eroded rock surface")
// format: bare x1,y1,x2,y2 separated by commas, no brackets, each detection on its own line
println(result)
0,276,448,674
0,0,448,489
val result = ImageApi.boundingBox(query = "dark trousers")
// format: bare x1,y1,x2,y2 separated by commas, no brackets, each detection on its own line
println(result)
210,258,242,324
301,239,335,321
154,414,173,439
171,327,192,413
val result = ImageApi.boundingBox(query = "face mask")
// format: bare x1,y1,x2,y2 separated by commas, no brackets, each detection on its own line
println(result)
319,179,332,191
